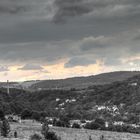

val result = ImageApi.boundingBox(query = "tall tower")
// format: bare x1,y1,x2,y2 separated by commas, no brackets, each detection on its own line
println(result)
7,80,10,94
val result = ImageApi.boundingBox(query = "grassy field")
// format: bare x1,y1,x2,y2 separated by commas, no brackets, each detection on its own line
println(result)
1,120,140,140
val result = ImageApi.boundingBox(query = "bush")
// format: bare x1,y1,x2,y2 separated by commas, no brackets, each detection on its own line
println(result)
44,131,61,140
0,119,10,137
94,118,105,127
0,110,5,120
89,135,92,140
41,121,49,138
54,120,69,128
84,121,102,130
30,133,42,140
59,115,70,127
21,109,32,119
32,111,41,121
72,123,81,129
41,121,61,140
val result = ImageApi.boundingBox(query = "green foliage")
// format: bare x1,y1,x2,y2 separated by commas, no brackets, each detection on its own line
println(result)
0,110,5,120
89,136,92,140
41,121,49,138
44,131,60,140
72,123,80,129
84,119,105,130
30,133,42,140
21,109,32,119
0,72,140,134
32,111,41,121
94,118,105,128
41,121,60,140
0,119,10,137
84,121,101,130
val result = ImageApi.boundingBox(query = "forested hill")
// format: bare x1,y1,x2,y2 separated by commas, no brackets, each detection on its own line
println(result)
0,71,140,91
30,71,140,90
1,72,140,121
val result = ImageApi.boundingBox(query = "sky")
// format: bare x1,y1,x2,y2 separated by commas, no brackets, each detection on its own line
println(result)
0,0,140,81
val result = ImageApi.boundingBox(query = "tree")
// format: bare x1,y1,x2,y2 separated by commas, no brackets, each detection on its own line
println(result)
41,120,49,138
84,121,101,130
94,118,105,129
0,119,10,137
41,121,60,140
21,109,32,119
0,110,5,120
30,133,42,140
32,111,41,121
72,123,80,129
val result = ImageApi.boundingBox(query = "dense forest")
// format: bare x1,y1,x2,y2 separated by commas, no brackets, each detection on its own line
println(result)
1,74,140,125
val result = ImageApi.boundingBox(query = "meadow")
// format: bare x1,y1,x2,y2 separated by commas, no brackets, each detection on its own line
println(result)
1,120,140,140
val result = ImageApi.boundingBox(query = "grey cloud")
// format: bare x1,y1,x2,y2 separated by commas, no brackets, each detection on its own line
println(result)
53,0,93,23
104,58,122,66
80,36,113,51
18,64,44,71
0,5,26,14
0,40,77,64
133,32,140,41
0,0,55,19
0,0,140,70
0,0,29,15
64,56,96,68
53,0,140,22
0,66,9,72
130,59,140,65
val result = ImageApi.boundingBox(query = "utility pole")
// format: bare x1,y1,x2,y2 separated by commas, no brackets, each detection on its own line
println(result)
7,80,9,94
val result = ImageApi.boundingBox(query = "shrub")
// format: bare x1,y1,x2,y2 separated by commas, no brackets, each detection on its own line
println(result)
30,133,42,140
0,119,10,137
41,121,49,138
54,120,69,127
0,110,5,120
89,135,92,140
44,131,60,140
41,121,61,140
21,109,32,119
59,115,70,127
84,121,101,130
72,123,81,129
32,111,41,121
94,118,105,127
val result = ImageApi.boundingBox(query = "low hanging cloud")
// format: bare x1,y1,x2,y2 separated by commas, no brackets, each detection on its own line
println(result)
18,64,44,71
0,66,9,72
80,36,113,51
64,56,96,68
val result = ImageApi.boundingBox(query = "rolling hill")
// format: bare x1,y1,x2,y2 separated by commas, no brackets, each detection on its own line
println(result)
1,71,140,121
30,71,140,90
1,71,140,91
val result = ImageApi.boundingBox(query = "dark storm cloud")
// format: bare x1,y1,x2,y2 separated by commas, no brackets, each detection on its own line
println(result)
53,0,140,22
0,0,140,69
0,0,28,15
53,0,93,23
64,56,96,68
0,5,26,14
80,36,113,51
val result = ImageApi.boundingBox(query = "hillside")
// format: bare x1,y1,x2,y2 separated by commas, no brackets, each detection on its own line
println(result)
1,72,140,123
30,71,140,90
0,71,140,91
